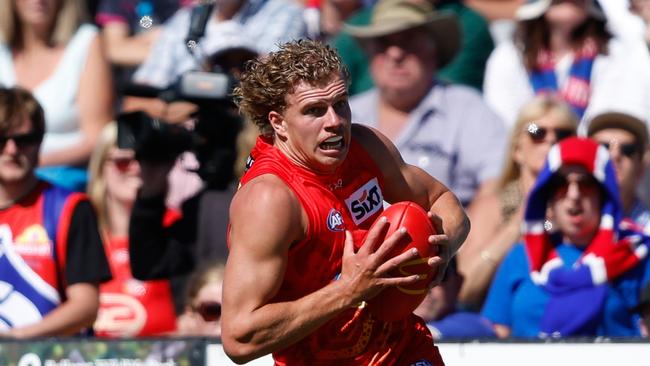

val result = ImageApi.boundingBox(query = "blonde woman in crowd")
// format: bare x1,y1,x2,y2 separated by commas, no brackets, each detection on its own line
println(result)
0,0,113,191
87,122,177,337
458,95,578,310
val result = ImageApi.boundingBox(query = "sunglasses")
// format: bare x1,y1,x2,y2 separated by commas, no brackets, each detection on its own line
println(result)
0,132,42,150
193,301,221,322
548,174,601,197
598,141,640,158
107,156,136,173
526,123,575,143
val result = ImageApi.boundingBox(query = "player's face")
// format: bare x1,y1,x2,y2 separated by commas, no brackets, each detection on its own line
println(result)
104,147,142,205
548,165,602,246
271,74,351,174
591,128,644,199
0,116,41,185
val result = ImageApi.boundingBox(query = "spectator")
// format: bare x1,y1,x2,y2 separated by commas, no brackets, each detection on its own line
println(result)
458,95,578,310
95,0,188,67
414,258,497,340
634,283,650,337
131,0,307,89
335,0,495,95
483,0,650,131
0,0,114,191
94,0,189,111
347,0,506,206
123,0,307,124
587,111,650,230
630,0,650,49
87,122,177,338
176,261,225,337
316,0,374,41
482,137,650,338
0,87,111,338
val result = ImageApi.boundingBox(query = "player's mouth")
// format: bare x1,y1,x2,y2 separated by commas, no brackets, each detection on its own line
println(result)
320,135,344,150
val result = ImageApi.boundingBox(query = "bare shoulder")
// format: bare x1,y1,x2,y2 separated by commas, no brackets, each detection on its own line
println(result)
352,123,396,156
229,174,305,253
351,124,404,169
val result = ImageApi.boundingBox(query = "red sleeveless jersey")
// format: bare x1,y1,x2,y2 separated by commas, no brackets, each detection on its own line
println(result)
236,136,443,366
95,235,177,337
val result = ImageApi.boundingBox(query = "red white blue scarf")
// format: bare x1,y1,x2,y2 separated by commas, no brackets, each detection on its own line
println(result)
523,137,649,337
529,40,598,119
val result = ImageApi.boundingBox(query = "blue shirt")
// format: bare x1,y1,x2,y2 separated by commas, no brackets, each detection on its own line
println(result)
482,242,650,338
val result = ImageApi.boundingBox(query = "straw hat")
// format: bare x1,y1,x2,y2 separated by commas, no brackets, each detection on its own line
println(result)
343,0,460,68
587,111,649,151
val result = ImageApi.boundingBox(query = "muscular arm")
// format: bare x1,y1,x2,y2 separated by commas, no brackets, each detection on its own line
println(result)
222,174,422,363
354,124,470,257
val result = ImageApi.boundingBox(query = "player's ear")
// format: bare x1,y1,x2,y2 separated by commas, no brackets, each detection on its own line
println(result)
269,111,287,138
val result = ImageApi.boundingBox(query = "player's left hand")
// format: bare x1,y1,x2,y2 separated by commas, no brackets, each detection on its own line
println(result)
427,212,450,287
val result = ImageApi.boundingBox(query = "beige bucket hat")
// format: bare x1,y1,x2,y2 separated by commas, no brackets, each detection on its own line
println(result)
343,0,461,68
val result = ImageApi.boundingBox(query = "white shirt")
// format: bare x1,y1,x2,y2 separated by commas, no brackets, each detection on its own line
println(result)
0,24,97,155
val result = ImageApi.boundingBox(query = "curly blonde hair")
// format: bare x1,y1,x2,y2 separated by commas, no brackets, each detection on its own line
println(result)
233,39,349,137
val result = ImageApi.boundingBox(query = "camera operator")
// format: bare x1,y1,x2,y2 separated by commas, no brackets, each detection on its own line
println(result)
125,39,260,312
121,0,308,122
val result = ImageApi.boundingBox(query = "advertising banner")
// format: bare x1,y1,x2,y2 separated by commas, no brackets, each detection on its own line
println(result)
0,338,205,366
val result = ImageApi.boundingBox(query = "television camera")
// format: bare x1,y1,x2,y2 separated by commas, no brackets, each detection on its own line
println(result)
117,70,242,190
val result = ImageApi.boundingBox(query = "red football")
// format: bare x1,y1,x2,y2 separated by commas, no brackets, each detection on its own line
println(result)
365,201,438,322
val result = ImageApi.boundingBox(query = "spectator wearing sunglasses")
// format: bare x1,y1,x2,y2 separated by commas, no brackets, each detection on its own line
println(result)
458,95,578,310
87,122,178,337
586,111,650,230
0,87,111,338
482,137,650,338
176,261,224,337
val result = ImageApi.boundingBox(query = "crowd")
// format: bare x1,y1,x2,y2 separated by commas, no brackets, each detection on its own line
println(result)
1,0,650,363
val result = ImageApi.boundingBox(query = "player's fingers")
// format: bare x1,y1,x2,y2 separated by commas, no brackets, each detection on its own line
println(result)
427,212,445,235
360,217,389,254
343,230,355,257
379,274,422,288
375,243,420,276
427,256,447,287
428,234,450,261
371,226,409,264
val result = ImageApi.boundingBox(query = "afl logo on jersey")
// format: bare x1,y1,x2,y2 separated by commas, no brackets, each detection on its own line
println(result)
327,209,345,232
345,178,383,225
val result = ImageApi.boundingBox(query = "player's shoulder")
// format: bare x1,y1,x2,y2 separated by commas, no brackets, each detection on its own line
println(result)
351,123,386,149
232,174,301,217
